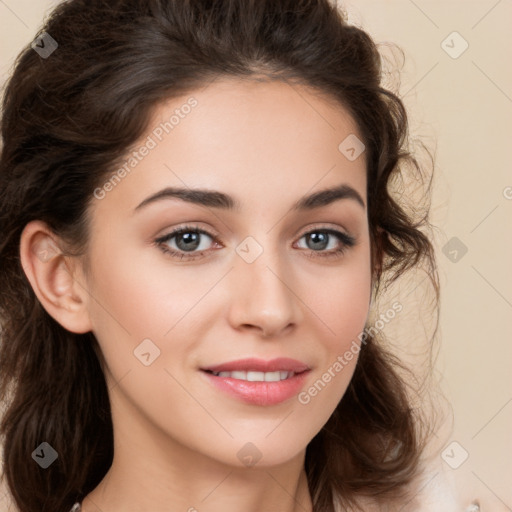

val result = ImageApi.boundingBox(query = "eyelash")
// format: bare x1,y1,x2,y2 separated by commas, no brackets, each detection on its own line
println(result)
154,223,356,261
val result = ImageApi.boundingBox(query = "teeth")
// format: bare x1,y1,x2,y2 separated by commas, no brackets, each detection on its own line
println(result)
212,370,296,381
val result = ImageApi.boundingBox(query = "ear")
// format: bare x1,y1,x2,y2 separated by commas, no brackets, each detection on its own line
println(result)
19,220,93,334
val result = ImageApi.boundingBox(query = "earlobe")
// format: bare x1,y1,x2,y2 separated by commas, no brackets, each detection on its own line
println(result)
19,220,93,334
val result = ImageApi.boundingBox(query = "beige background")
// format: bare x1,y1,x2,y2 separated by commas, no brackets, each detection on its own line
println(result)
0,0,511,510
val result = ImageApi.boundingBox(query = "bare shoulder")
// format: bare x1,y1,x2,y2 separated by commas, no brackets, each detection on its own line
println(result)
385,452,507,512
333,456,485,512
399,455,473,511
405,451,510,512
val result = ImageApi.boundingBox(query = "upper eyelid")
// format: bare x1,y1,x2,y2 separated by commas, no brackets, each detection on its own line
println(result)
155,225,218,243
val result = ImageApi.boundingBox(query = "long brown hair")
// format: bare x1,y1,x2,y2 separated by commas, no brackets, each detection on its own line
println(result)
0,1,440,511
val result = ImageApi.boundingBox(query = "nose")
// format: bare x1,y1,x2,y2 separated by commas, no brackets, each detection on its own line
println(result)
226,246,303,339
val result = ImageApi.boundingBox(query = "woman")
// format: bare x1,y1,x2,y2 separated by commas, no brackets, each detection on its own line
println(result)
0,0,477,511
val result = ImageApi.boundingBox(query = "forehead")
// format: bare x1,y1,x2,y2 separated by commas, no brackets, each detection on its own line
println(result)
152,76,363,153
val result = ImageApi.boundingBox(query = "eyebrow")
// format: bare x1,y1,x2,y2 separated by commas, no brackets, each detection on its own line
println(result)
133,182,365,213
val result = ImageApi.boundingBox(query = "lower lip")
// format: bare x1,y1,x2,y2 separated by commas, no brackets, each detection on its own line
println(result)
201,370,311,406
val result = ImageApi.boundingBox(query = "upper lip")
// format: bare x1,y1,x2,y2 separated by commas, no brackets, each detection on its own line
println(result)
201,357,310,374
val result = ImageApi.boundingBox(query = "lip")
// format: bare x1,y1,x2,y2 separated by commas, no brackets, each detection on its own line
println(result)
201,357,310,374
200,358,311,406
201,369,311,406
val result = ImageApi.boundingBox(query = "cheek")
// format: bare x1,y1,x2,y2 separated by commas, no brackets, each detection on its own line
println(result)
292,251,372,412
310,279,370,336
305,255,372,348
84,243,224,395
86,243,207,337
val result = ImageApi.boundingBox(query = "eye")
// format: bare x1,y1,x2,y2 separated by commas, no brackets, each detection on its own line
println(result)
155,224,218,261
295,228,356,259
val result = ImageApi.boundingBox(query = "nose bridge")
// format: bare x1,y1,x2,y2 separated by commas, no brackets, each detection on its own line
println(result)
228,233,301,335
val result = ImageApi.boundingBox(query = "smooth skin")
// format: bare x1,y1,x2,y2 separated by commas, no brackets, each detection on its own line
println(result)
20,77,372,512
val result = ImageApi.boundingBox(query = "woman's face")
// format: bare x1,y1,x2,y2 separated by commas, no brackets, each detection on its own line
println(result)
81,78,372,468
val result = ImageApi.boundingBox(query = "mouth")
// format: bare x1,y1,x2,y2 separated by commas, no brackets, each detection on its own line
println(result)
199,358,311,406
